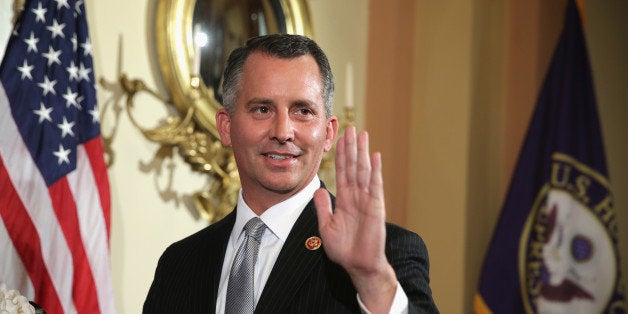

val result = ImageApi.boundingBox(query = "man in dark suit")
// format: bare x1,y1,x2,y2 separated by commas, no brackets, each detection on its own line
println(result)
144,34,438,313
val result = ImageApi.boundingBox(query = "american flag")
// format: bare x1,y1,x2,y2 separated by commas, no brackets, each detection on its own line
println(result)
0,0,115,313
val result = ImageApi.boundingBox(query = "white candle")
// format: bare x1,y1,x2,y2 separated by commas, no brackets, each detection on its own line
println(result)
345,62,354,109
192,24,203,76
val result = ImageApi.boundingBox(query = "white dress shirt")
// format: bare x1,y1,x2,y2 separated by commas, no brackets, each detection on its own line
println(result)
215,175,408,313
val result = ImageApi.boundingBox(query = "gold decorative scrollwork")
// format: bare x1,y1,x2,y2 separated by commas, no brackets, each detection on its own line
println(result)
117,73,239,222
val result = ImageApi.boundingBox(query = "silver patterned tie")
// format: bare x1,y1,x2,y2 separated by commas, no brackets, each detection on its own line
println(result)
225,217,267,314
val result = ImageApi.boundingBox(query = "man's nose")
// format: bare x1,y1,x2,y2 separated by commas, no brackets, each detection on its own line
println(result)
271,110,294,143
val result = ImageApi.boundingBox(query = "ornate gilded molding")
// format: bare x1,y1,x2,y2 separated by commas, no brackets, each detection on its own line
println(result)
111,73,238,222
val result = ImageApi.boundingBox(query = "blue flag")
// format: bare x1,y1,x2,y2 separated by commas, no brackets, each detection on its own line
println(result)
474,1,626,313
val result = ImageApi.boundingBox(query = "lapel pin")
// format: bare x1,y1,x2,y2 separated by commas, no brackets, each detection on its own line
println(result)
305,236,322,250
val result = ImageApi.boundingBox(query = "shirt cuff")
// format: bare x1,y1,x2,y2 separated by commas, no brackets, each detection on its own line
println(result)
356,281,408,314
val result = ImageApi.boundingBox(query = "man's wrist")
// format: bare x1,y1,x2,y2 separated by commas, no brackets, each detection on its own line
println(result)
356,280,408,314
350,263,398,313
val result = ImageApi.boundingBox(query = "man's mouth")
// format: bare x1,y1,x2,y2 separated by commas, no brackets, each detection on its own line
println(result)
264,153,295,160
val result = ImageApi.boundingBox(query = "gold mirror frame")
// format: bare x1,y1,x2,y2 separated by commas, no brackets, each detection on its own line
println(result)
146,0,313,221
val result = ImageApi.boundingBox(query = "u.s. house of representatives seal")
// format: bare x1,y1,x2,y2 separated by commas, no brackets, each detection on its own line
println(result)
519,153,626,313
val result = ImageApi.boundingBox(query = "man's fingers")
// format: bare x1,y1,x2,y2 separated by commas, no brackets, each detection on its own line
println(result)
335,133,347,188
344,126,357,185
356,131,371,190
314,188,333,228
369,152,384,200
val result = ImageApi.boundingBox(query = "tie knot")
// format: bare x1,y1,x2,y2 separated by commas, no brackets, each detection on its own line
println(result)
243,217,266,241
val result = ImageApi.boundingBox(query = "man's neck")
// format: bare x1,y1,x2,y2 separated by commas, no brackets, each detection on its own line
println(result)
241,176,321,215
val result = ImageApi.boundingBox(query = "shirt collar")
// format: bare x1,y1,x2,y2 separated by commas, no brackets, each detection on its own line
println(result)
231,175,321,245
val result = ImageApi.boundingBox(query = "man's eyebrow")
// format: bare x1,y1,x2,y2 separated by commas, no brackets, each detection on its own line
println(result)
292,99,315,106
246,98,274,106
245,98,319,108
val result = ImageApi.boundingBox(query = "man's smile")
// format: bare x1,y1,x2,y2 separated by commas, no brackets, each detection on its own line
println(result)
264,153,296,160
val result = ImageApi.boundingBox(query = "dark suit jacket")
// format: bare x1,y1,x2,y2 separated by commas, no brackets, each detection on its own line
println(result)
143,192,438,313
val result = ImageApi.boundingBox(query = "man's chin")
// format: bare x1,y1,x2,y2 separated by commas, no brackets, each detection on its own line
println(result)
261,181,300,195
257,174,309,194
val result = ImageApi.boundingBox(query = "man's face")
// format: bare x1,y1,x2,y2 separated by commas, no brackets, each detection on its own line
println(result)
216,52,338,212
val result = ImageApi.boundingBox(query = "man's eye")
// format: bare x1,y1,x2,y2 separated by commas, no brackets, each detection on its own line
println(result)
298,108,312,115
253,106,269,114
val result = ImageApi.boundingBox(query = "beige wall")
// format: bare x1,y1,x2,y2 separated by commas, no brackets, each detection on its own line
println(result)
366,0,628,313
588,1,628,310
410,1,474,311
74,0,628,313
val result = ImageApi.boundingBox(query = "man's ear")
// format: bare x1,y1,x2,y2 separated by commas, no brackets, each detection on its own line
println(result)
324,116,339,152
216,108,232,146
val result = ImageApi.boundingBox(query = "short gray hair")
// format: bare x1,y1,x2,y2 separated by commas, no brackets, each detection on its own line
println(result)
221,34,334,117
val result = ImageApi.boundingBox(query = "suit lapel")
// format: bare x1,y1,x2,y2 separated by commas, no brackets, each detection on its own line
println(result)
200,210,235,312
255,199,324,312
